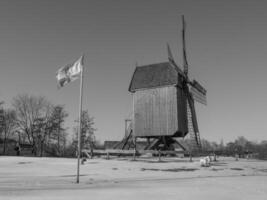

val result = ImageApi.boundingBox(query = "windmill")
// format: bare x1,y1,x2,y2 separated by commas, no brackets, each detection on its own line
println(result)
114,16,207,152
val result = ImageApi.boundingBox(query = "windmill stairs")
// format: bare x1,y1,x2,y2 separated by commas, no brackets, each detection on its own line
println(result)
186,102,202,153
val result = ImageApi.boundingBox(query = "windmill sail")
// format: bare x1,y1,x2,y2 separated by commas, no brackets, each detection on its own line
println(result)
190,86,207,105
166,43,181,73
167,43,175,62
182,15,189,75
192,80,207,95
190,80,207,105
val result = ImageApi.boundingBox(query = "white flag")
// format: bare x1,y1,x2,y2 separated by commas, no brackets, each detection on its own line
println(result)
56,56,84,88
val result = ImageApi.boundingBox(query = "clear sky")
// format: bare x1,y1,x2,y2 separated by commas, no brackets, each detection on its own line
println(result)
0,0,267,143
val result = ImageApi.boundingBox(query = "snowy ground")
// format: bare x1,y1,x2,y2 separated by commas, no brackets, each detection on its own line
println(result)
0,156,267,200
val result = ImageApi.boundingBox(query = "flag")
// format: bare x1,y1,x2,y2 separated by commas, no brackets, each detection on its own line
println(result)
56,56,84,88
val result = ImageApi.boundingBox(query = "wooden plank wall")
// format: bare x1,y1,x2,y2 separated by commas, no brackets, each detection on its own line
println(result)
134,86,178,137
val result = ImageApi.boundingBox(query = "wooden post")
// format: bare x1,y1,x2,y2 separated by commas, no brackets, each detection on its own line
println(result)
90,148,94,159
235,153,239,161
189,152,192,162
132,93,137,161
133,137,137,161
158,150,162,162
125,119,127,137
235,148,238,161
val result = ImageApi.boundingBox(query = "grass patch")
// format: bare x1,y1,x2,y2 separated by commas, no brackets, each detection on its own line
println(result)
230,168,244,171
211,168,224,171
60,174,89,177
86,162,99,164
17,162,32,164
257,169,267,172
141,168,198,172
211,162,227,166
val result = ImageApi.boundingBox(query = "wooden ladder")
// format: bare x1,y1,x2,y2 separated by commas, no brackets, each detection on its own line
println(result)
187,102,202,150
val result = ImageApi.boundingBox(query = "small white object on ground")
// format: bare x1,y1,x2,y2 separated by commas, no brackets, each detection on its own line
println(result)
200,156,211,167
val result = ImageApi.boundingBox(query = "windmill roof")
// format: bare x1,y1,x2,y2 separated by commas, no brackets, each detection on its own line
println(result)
129,62,183,92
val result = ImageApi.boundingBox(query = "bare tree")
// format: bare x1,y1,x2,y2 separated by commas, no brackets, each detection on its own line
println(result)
48,105,68,156
0,105,4,141
74,110,96,150
1,109,17,154
12,94,52,156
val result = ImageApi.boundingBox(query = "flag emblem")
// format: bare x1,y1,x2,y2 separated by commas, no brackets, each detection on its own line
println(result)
56,56,84,88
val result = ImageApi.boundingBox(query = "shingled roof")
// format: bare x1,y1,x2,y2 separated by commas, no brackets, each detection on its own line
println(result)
129,62,183,92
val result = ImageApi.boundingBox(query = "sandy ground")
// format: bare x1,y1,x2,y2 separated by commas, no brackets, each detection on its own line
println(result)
0,156,267,200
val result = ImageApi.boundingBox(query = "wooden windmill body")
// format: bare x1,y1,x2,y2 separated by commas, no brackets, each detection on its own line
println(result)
129,62,188,139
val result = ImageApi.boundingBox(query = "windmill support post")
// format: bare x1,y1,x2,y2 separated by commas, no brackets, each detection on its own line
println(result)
143,136,187,152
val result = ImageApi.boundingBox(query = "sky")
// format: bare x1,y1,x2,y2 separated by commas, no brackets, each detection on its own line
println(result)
0,0,267,143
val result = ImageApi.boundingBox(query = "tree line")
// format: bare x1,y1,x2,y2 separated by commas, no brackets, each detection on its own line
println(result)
1,95,267,160
0,94,96,157
199,136,267,160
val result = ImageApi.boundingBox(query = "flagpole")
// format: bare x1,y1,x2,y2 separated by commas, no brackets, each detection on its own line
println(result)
77,58,84,184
